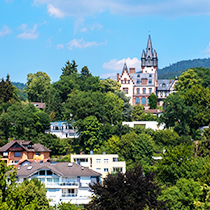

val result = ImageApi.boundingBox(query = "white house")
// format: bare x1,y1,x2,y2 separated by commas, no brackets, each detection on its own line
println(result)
122,121,165,131
15,161,101,206
45,121,79,139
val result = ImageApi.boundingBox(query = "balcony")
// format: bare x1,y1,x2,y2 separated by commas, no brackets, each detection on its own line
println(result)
62,193,78,197
46,182,79,189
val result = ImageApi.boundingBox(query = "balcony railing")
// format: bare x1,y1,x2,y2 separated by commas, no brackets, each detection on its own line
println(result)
62,193,78,197
46,182,79,187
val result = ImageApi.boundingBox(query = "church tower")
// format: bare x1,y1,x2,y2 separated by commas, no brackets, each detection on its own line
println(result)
141,35,158,74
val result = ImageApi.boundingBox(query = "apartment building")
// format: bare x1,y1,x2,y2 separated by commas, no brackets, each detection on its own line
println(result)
71,154,126,179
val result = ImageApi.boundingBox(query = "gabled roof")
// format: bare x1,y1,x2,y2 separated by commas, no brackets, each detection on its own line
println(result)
0,140,51,153
30,102,46,109
157,79,174,91
16,162,101,177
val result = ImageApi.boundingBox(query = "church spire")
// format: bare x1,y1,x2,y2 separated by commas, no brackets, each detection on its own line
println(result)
146,34,153,58
122,62,128,72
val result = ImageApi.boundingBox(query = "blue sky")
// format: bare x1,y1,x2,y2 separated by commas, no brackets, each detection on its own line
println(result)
1,0,210,83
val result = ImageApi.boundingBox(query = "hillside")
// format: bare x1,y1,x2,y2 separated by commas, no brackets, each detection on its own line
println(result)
158,58,210,79
12,82,27,101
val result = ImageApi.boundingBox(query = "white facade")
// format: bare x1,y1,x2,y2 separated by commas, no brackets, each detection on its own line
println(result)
45,121,79,139
71,154,126,179
122,121,165,131
16,162,101,206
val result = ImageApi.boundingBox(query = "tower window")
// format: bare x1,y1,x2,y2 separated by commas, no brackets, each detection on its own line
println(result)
137,80,140,84
137,88,140,94
123,88,128,94
149,74,152,77
137,74,140,77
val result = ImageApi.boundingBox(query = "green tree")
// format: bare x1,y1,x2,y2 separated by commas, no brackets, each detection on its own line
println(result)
0,75,14,103
115,91,132,121
54,202,82,210
86,164,166,210
21,178,53,210
159,93,195,136
156,144,204,186
25,71,53,103
148,93,157,109
79,116,103,152
100,79,121,92
175,69,201,91
61,60,78,76
131,104,145,121
158,178,205,210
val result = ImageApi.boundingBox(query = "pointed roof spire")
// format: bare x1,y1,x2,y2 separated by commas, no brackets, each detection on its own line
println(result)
153,49,157,58
141,49,146,58
123,62,128,72
146,34,153,58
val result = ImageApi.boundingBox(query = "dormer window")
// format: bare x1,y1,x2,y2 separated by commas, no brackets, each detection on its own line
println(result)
162,83,166,87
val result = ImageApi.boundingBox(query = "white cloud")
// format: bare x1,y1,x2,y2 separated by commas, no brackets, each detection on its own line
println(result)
33,0,210,18
103,57,141,71
67,38,105,50
0,25,12,37
74,18,85,33
100,72,117,79
17,24,39,39
47,4,65,18
203,42,210,57
57,44,64,49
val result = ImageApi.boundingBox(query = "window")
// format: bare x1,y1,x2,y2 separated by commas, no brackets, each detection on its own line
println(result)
104,159,108,163
137,74,140,77
165,92,167,97
141,97,146,105
14,152,21,157
47,170,52,175
96,168,101,172
123,88,128,94
162,83,166,87
13,143,21,148
3,152,8,157
36,152,41,156
137,88,140,94
143,88,146,94
135,97,140,104
149,88,152,94
113,167,123,173
147,98,149,104
128,80,130,84
96,159,101,164
113,158,118,162
15,160,19,164
137,80,140,84
149,74,152,77
104,168,109,172
39,170,45,176
161,91,163,97
47,178,52,183
141,79,147,85
121,80,123,84
149,79,152,84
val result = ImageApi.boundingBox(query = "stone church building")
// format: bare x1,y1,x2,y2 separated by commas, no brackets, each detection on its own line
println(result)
114,35,177,109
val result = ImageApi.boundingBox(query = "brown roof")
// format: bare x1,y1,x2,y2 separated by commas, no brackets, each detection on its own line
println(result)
145,109,163,114
30,102,46,109
0,140,51,153
16,162,101,177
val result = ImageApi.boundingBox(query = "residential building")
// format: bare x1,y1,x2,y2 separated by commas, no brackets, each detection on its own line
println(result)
45,121,79,139
122,121,165,131
71,154,126,179
30,102,46,110
15,161,101,205
0,140,51,166
111,35,176,108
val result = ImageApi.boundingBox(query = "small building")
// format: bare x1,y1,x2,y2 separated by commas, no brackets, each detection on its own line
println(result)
45,121,79,139
71,154,126,179
122,121,165,131
15,161,101,206
0,140,51,166
30,102,46,110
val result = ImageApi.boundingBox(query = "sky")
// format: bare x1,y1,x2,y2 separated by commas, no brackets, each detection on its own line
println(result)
1,0,210,83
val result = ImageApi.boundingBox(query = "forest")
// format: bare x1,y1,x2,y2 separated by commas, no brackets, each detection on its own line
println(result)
1,61,210,209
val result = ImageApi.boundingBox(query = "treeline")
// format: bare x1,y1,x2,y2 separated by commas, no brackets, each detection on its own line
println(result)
158,57,210,79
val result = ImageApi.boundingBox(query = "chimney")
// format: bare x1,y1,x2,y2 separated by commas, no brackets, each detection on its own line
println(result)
117,73,119,81
170,79,171,83
129,68,135,74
